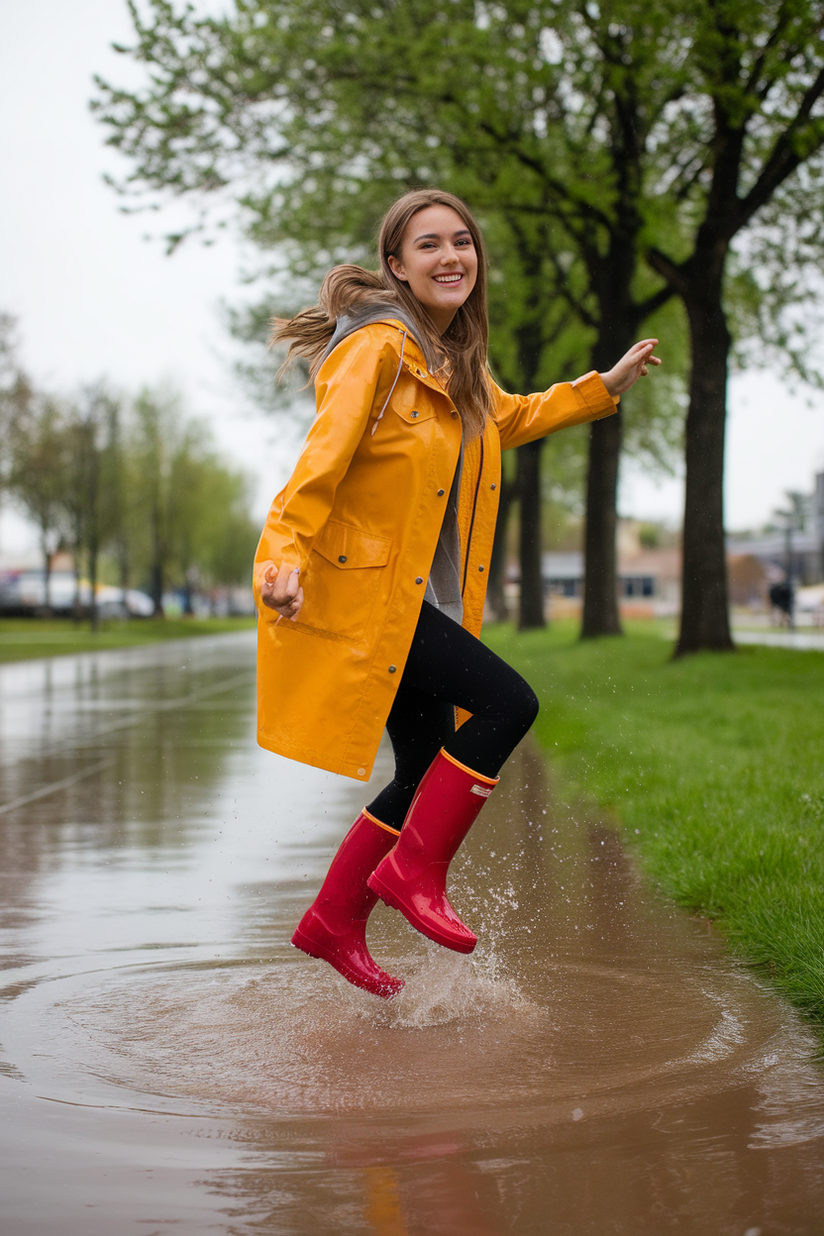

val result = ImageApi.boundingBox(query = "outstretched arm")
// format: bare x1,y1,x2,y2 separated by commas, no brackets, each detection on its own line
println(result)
493,339,661,451
599,339,661,398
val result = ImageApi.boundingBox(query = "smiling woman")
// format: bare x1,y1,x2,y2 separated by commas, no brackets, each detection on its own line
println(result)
253,187,660,1001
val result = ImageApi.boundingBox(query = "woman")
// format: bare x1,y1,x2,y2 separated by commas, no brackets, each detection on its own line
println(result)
254,188,659,999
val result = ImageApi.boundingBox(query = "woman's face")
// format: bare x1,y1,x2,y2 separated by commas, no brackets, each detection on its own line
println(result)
387,204,478,334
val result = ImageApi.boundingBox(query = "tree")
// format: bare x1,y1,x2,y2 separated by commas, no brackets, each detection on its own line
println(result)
646,0,824,654
484,210,596,629
129,386,259,610
130,388,189,615
2,322,123,624
0,314,27,494
7,393,70,612
94,0,689,632
192,460,260,592
103,392,135,611
2,314,258,616
62,386,125,629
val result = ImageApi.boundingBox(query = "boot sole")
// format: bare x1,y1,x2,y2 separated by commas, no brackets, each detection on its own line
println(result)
368,874,477,955
291,927,404,999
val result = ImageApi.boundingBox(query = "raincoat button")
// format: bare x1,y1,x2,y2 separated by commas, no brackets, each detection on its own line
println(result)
411,409,419,418
338,555,347,563
388,665,397,673
491,482,497,490
478,564,485,572
357,768,366,777
451,411,458,419
415,577,423,585
437,489,445,496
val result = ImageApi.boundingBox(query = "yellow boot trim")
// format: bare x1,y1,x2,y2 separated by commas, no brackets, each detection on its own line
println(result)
362,807,401,836
439,748,500,786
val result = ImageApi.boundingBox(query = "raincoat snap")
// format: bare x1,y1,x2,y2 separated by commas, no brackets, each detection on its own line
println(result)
254,320,617,782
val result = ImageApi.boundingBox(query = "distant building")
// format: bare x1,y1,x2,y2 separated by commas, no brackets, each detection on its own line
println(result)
542,552,584,599
504,476,824,621
537,522,682,617
726,471,824,587
723,531,820,584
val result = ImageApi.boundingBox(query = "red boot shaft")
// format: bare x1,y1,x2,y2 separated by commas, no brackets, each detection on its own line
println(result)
292,809,404,998
367,750,498,954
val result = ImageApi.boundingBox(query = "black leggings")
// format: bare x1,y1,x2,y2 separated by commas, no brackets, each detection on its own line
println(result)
366,601,539,831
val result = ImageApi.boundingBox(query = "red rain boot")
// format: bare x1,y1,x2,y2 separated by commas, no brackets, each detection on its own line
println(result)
292,810,404,999
367,749,498,954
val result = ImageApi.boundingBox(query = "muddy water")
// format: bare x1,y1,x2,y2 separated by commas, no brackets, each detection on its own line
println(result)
2,633,824,1235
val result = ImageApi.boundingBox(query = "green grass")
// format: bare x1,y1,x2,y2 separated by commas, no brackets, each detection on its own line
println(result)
0,615,256,662
485,620,824,1034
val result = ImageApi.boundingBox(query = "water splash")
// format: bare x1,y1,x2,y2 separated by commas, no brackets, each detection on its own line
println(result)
366,945,532,1031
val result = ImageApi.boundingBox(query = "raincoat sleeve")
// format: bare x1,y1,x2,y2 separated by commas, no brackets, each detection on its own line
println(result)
492,371,618,452
253,329,397,602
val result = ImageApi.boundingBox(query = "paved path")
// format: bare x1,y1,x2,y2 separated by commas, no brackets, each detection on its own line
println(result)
734,628,824,651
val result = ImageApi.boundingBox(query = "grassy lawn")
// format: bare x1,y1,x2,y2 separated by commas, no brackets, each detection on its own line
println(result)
485,620,824,1035
0,615,256,663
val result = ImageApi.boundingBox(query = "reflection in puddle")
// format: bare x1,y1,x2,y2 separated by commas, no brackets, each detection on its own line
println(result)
1,632,824,1234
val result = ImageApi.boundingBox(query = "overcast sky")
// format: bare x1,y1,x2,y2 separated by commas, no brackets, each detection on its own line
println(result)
2,0,823,561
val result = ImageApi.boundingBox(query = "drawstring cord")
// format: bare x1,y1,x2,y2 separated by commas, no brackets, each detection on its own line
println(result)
371,332,407,436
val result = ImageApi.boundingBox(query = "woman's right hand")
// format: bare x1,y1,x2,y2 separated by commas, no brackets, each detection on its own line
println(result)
260,561,304,620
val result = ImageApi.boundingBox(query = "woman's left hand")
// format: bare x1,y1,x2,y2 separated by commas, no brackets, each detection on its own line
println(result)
599,339,662,398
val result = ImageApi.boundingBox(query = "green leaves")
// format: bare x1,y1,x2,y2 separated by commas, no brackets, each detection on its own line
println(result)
92,0,824,645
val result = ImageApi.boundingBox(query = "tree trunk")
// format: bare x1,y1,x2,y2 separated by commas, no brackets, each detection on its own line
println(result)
487,470,516,622
88,439,100,633
579,263,637,639
150,503,165,617
72,554,83,625
675,285,734,655
116,514,130,616
147,472,167,618
581,409,623,638
89,537,100,633
150,563,164,617
517,440,545,630
41,528,52,617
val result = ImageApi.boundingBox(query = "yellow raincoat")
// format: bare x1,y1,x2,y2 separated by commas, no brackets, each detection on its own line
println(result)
254,320,617,781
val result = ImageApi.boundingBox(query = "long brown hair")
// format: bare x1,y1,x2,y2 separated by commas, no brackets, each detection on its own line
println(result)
272,189,493,439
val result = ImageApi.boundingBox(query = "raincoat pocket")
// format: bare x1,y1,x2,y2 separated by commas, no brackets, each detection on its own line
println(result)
300,520,392,644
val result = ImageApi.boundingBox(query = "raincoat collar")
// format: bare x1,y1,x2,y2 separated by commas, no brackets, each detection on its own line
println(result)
324,308,450,397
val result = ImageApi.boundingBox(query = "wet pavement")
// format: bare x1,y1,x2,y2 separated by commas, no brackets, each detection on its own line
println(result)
733,630,824,651
2,631,824,1235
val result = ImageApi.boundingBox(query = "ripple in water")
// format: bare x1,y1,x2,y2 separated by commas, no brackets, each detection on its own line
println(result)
41,935,823,1142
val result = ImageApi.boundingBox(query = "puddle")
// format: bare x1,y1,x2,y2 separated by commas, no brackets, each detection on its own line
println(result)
1,632,824,1234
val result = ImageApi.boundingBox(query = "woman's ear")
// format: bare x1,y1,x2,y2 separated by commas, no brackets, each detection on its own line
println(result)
387,254,408,282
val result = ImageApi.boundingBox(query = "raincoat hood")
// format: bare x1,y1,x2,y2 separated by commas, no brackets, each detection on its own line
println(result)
323,302,427,363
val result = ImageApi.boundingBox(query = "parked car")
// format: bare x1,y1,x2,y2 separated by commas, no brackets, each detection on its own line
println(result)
0,571,154,618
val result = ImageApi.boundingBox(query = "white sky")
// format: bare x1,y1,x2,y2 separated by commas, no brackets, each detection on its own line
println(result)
1,0,822,560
